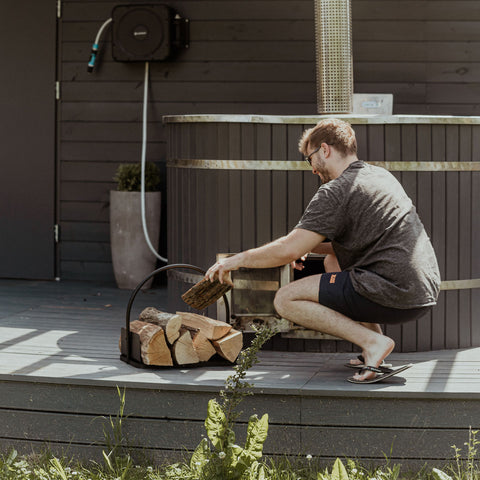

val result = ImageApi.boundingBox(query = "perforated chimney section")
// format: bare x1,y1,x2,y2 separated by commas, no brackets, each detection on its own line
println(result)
314,0,353,114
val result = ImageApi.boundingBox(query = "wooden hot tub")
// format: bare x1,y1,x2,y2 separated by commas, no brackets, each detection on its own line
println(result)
164,114,480,353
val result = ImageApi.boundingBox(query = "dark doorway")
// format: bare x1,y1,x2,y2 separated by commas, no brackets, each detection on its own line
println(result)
0,1,56,278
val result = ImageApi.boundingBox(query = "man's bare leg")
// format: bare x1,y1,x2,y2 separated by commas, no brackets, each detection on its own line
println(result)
348,322,384,365
323,253,384,367
324,253,341,273
362,322,383,333
324,253,383,336
274,274,394,381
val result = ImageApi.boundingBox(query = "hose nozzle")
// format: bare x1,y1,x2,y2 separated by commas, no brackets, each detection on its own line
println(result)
87,44,99,73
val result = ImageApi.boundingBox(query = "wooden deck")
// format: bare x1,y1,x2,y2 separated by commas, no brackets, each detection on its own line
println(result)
0,279,479,467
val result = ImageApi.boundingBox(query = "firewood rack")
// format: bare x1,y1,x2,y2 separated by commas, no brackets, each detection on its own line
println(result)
120,263,231,369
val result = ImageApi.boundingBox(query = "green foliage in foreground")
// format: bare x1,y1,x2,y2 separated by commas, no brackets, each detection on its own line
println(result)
1,447,479,480
186,325,275,479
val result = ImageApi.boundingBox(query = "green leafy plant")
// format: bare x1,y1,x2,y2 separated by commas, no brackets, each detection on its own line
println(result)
114,162,160,192
190,400,268,479
49,457,70,480
188,325,275,480
96,386,135,480
432,467,454,480
219,325,276,431
0,449,18,477
316,458,349,480
439,427,480,480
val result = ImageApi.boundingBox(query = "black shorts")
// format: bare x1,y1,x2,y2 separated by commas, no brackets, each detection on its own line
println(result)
318,271,432,325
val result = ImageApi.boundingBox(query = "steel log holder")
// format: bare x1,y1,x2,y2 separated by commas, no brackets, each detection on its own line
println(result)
120,263,231,368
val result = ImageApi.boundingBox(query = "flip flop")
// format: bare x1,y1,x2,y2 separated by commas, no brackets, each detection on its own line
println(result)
344,355,393,369
347,363,413,384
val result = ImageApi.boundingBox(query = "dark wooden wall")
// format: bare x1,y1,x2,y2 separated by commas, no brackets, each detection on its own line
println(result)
58,0,480,281
0,1,56,279
352,1,480,115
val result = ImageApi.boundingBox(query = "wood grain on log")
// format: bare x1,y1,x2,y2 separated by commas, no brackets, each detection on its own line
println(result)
176,311,232,340
171,329,200,365
191,331,217,362
212,329,243,363
139,307,182,344
181,278,232,310
127,320,173,366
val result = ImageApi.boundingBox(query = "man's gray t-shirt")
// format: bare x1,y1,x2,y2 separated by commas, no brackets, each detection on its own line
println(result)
295,160,440,309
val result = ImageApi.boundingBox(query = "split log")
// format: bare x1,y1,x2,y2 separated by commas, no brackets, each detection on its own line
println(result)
181,278,232,310
171,328,200,365
139,307,182,344
191,331,217,362
212,329,243,363
127,320,173,366
176,311,232,340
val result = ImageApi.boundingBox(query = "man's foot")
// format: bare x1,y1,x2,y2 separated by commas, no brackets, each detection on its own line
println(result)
348,355,364,366
352,336,395,382
346,323,386,366
345,354,392,369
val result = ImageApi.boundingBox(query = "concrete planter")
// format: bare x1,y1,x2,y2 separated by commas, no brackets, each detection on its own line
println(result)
110,190,161,289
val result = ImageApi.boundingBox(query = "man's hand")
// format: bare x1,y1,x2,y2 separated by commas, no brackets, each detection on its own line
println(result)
291,254,308,271
205,255,240,285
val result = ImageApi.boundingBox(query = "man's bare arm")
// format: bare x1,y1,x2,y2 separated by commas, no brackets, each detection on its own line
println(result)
310,242,335,255
205,228,325,284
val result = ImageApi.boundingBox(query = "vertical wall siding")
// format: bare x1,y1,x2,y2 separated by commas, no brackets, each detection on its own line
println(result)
59,0,480,281
167,120,479,353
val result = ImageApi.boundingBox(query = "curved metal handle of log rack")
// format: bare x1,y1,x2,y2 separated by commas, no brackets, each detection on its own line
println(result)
121,263,231,368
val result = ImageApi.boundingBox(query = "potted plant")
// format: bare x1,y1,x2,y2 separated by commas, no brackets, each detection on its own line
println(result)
110,162,162,289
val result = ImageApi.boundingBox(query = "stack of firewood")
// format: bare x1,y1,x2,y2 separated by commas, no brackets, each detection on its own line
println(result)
120,307,242,366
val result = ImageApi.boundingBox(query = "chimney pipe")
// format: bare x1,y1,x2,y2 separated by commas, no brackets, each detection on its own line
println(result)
314,0,354,114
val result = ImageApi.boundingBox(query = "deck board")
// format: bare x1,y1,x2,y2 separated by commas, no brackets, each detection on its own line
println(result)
0,279,479,464
0,278,478,395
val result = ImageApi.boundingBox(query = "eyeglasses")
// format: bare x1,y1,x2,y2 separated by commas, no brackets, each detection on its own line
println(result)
305,145,322,166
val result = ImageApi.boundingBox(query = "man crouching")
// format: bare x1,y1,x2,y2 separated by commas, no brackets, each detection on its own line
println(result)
205,118,440,383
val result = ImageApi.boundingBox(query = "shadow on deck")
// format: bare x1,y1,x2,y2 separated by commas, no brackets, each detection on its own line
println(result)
0,279,479,467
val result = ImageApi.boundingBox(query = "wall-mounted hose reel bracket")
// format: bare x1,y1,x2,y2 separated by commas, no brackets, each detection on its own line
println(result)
88,3,189,72
112,4,189,62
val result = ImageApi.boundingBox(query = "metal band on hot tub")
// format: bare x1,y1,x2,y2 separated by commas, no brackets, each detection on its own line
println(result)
163,114,480,125
168,159,480,172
